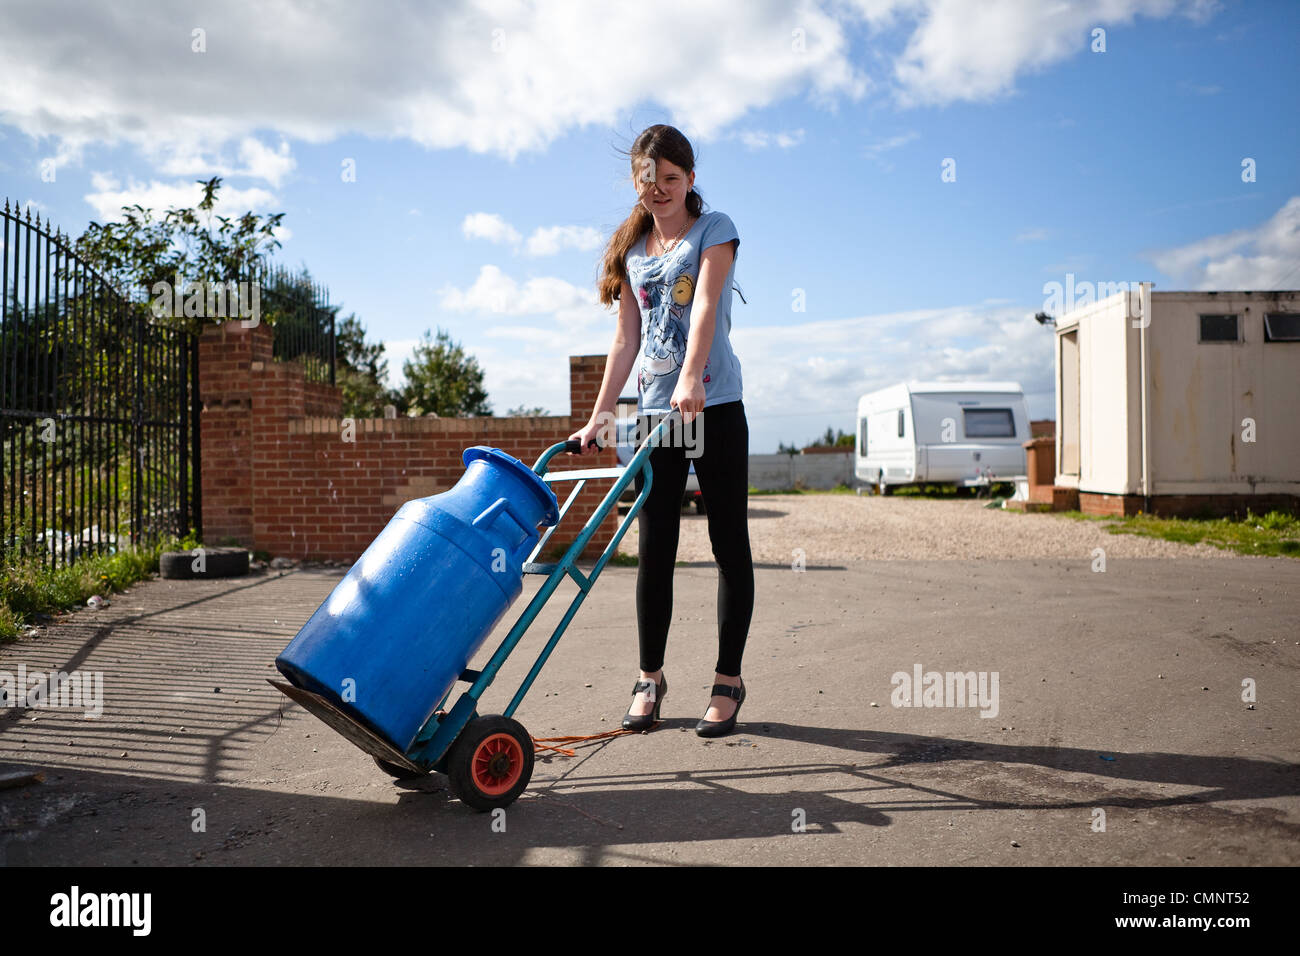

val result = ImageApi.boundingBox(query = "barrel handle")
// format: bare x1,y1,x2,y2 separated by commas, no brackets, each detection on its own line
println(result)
472,497,536,564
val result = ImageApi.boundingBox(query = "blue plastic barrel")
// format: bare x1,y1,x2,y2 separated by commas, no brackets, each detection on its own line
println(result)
275,446,559,753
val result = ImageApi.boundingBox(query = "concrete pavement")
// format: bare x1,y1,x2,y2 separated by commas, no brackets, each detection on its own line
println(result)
1,554,1297,865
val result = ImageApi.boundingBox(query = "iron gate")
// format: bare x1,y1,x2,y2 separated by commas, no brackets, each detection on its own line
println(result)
1,201,200,569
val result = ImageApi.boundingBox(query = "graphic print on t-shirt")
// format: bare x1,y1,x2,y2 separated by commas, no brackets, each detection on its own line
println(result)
626,210,742,413
638,269,695,394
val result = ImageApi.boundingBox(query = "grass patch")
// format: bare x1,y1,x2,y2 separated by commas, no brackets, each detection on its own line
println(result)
1056,508,1300,558
1052,509,1115,522
1,533,200,642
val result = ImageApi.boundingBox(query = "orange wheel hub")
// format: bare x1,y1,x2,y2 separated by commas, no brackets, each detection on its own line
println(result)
471,732,524,796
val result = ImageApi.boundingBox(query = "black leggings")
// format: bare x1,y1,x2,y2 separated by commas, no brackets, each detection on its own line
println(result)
632,400,754,676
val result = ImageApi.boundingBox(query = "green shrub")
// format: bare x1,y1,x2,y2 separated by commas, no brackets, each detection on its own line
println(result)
1,535,197,642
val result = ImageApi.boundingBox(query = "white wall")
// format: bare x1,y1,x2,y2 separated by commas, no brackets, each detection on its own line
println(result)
1057,290,1300,495
749,453,854,491
1055,291,1139,492
1147,293,1300,493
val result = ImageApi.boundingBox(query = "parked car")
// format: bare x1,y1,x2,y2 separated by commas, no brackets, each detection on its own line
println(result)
615,417,704,513
856,381,1029,494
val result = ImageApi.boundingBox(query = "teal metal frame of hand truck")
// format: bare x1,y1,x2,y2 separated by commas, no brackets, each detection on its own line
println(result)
273,409,683,810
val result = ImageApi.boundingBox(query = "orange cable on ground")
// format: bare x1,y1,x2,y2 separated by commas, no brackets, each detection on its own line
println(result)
531,723,659,757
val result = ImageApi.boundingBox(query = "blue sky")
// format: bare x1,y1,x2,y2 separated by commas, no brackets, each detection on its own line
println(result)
2,0,1297,453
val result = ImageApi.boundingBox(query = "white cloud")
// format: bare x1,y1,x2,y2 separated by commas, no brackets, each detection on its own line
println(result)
736,128,806,150
482,325,557,346
523,225,603,257
0,0,871,165
861,129,919,170
153,137,296,186
83,173,281,227
889,0,1216,108
462,212,521,245
438,264,607,333
236,138,296,186
381,337,421,391
1015,227,1049,242
1147,196,1300,290
463,214,602,257
0,0,1216,172
863,130,919,158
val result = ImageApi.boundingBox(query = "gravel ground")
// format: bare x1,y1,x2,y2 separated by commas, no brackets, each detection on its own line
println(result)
617,494,1241,563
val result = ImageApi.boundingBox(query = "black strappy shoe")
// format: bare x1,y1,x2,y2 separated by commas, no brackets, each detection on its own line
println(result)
695,679,745,738
622,673,667,731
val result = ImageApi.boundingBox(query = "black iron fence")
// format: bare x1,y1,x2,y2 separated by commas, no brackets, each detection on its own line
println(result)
1,202,200,568
254,263,336,386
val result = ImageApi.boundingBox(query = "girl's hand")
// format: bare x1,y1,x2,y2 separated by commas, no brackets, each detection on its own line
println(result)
566,418,606,456
670,373,706,425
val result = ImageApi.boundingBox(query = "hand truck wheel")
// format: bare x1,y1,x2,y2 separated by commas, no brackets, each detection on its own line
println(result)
373,755,429,780
445,714,534,812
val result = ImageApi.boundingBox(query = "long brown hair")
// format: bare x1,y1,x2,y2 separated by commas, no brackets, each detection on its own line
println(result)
597,125,706,308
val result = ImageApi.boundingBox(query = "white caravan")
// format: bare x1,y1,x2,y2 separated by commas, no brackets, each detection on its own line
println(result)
855,382,1029,494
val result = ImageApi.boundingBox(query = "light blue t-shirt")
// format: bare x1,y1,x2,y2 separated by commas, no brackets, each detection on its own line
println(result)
624,210,743,415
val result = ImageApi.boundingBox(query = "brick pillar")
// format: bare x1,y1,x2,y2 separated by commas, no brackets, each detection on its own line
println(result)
1025,437,1055,505
198,322,271,547
568,355,609,425
562,354,621,560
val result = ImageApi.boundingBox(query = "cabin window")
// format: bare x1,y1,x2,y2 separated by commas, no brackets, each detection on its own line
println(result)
897,409,905,438
1199,314,1239,342
1264,313,1300,342
963,408,1015,438
859,418,868,455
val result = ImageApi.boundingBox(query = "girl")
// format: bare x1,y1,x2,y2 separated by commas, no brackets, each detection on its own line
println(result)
568,124,754,738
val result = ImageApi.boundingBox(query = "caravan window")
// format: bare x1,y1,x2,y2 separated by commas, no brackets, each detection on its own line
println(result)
963,408,1015,438
859,418,868,455
1199,314,1239,342
897,409,905,438
1264,313,1300,341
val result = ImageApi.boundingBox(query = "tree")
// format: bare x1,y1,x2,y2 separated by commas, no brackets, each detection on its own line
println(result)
74,176,284,320
401,328,492,417
335,313,393,417
506,405,550,417
806,427,854,449
775,428,854,455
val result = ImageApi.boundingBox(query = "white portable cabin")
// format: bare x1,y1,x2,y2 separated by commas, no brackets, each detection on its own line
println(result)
1054,285,1300,512
855,382,1030,492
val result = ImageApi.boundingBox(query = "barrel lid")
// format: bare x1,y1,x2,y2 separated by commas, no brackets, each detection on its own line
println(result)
461,446,560,526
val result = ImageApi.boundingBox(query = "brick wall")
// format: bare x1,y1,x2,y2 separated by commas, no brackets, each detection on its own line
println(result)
1080,491,1298,519
198,322,619,561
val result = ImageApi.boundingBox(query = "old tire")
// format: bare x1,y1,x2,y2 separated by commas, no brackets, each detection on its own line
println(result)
446,715,534,812
159,546,249,579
